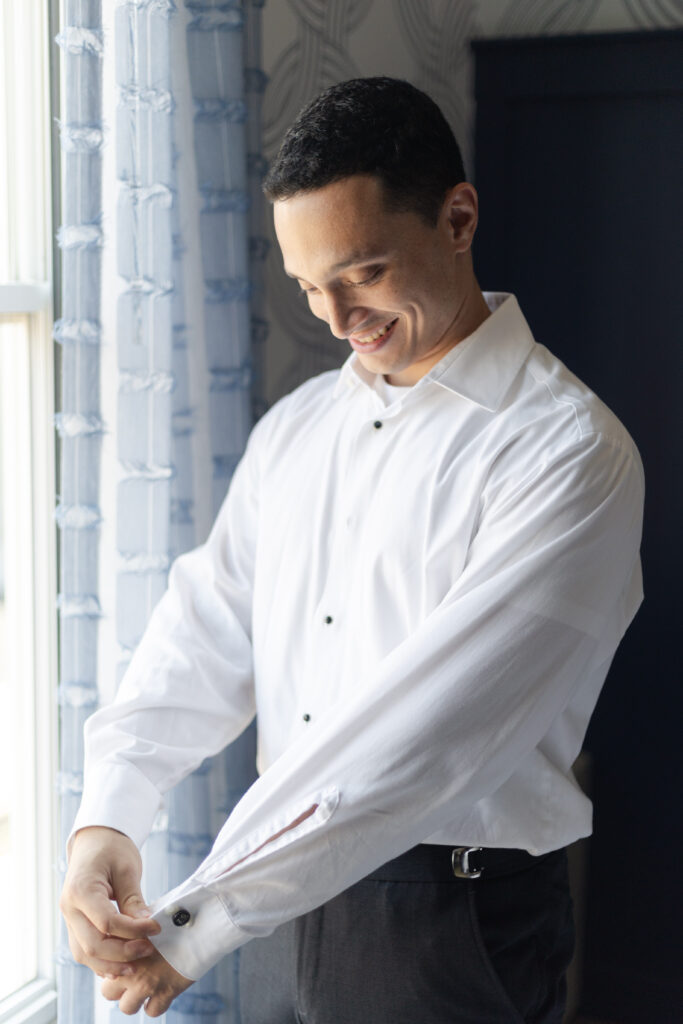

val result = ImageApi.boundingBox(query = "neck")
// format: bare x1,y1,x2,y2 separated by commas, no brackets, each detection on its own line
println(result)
453,277,492,340
385,281,491,387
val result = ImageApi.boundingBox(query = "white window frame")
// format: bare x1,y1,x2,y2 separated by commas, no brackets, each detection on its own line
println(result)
0,310,59,1024
0,0,60,1019
0,979,57,1024
0,284,52,315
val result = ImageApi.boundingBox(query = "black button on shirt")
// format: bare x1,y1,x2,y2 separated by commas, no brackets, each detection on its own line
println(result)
172,908,191,927
373,420,383,429
324,615,333,624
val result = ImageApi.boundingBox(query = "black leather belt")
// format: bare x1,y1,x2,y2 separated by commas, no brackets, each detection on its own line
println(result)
365,843,553,883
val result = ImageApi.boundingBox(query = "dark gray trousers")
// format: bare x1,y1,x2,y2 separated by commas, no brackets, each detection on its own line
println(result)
239,845,574,1024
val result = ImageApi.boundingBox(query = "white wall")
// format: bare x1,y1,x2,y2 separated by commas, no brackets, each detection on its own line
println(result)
261,0,683,403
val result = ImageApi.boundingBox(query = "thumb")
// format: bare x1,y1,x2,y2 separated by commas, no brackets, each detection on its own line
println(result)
118,889,153,918
111,863,152,918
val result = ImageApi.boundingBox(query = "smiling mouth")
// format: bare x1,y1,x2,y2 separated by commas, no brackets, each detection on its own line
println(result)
350,318,398,345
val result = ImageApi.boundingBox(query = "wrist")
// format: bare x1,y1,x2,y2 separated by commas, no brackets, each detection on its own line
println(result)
68,824,136,863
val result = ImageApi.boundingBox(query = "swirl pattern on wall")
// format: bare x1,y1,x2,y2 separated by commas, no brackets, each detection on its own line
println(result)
264,0,373,395
396,0,477,171
496,0,602,35
624,0,683,27
497,0,683,33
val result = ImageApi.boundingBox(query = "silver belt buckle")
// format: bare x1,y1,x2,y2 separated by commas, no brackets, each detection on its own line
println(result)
452,846,483,879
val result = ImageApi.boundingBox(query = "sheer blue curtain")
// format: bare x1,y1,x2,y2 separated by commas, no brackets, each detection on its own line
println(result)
56,2,267,1022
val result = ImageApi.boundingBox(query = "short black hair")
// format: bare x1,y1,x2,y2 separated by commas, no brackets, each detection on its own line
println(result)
263,77,466,226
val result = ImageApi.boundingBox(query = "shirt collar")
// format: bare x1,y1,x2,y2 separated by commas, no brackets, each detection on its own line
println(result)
332,293,536,412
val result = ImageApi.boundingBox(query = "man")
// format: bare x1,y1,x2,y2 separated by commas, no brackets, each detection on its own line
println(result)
60,78,644,1021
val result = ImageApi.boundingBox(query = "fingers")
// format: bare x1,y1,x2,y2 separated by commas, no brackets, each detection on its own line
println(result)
100,972,178,1018
61,877,161,942
101,976,171,1016
98,907,161,940
99,951,193,1017
110,860,159,925
145,993,174,1018
101,977,127,1000
73,907,157,959
79,894,161,941
100,970,165,1011
62,826,160,947
61,826,165,994
61,876,161,986
67,916,156,978
70,935,136,980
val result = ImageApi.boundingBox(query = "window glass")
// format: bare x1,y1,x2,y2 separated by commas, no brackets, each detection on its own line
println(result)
0,316,39,1001
0,0,57,1009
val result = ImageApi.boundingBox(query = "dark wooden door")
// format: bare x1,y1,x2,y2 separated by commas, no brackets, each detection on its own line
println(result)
473,30,683,1023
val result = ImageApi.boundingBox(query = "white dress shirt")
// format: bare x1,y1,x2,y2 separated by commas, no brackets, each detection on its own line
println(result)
71,293,644,981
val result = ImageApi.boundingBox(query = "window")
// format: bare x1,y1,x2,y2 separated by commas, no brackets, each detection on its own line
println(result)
0,0,58,1020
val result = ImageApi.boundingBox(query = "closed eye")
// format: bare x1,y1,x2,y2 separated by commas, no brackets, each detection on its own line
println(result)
351,267,383,287
296,266,384,299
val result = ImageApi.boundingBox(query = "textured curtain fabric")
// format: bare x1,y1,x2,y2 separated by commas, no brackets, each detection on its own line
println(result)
56,2,267,1021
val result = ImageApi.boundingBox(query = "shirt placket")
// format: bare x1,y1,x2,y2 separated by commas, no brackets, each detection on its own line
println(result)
296,388,398,729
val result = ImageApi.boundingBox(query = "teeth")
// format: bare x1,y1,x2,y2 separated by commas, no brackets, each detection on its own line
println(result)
357,319,395,344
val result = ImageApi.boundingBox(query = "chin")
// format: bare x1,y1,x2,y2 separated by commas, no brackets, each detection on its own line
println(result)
359,353,395,374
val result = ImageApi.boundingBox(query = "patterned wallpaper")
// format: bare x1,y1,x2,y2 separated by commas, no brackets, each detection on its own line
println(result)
261,0,683,403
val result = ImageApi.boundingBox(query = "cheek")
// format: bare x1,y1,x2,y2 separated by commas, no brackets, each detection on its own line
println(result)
378,283,412,319
384,269,432,312
307,295,327,320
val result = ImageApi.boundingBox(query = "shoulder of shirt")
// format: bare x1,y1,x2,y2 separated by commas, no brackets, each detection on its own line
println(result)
522,342,641,467
256,368,340,423
246,368,342,450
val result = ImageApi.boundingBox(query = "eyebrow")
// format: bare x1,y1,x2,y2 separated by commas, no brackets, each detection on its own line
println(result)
284,251,388,280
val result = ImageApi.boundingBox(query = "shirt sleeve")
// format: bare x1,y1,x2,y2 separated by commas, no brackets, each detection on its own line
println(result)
140,430,644,981
69,412,266,852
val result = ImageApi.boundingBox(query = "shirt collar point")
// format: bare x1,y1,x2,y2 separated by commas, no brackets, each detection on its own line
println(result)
428,293,534,411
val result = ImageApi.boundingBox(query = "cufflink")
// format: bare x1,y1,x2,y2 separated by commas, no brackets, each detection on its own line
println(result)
171,907,191,927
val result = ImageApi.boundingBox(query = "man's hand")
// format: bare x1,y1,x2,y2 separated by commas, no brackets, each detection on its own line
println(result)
101,948,193,1016
60,826,162,978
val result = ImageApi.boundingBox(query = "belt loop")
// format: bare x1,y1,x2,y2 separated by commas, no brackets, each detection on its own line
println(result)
452,846,483,879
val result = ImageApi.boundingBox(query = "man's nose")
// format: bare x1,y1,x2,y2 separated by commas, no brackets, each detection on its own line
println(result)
323,293,365,340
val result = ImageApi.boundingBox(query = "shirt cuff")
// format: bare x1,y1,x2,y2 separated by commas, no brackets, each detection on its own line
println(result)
67,760,162,857
148,883,251,981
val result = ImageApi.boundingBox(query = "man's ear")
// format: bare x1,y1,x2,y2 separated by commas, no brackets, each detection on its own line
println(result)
442,182,479,254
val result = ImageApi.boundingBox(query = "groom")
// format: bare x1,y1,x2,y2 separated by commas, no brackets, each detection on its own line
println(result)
60,77,643,1021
